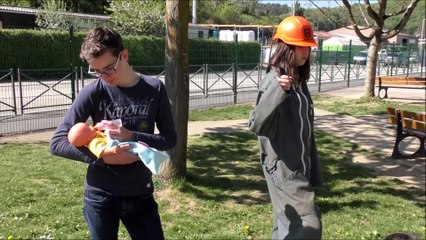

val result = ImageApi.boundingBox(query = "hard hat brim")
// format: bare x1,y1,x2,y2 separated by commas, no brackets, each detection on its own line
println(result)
273,35,318,47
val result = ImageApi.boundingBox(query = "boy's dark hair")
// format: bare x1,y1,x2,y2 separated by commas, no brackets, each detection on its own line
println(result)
267,40,311,86
80,27,124,62
384,232,419,240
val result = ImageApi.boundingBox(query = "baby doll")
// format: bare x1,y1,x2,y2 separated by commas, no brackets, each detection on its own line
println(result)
68,121,168,174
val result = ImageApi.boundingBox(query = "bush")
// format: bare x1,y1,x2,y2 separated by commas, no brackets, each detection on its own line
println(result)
0,29,261,69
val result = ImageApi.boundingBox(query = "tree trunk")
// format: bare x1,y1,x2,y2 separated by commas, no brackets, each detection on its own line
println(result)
163,0,190,179
363,35,381,98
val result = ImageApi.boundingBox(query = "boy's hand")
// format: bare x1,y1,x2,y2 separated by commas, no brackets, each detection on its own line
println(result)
107,126,134,142
101,144,139,165
97,120,134,141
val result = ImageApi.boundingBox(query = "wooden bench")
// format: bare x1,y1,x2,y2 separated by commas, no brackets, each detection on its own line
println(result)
375,76,426,99
386,107,426,159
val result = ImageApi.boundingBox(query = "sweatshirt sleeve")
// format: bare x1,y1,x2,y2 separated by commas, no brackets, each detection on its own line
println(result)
248,72,289,138
132,81,177,151
49,85,99,164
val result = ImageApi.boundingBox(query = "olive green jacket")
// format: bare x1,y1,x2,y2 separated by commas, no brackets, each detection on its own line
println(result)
248,71,323,187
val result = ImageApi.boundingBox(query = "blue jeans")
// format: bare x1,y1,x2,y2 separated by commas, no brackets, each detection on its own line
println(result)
83,186,164,240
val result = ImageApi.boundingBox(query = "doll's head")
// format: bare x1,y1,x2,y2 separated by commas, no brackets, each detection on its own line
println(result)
68,122,97,147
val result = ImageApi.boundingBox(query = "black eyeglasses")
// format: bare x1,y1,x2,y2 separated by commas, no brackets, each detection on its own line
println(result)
88,52,122,77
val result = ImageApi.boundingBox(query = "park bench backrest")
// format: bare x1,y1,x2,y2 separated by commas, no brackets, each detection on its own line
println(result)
386,107,399,126
400,110,426,132
376,77,426,86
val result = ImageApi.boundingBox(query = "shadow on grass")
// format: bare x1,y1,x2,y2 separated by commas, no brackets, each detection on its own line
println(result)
184,131,424,212
186,132,268,205
315,130,425,213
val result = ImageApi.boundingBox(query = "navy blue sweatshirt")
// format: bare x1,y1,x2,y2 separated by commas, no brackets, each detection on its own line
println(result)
50,74,177,196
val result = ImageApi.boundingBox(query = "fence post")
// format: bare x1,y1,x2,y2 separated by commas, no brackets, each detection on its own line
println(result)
203,64,207,97
233,33,238,104
11,68,17,115
406,45,411,77
69,25,76,101
17,68,23,115
317,39,323,92
258,63,262,89
422,47,425,77
390,43,395,76
347,40,352,87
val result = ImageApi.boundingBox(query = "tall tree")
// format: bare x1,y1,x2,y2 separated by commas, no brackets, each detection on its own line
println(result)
310,0,420,97
293,0,304,16
35,0,68,30
0,0,30,6
162,0,190,179
63,0,110,14
107,0,165,36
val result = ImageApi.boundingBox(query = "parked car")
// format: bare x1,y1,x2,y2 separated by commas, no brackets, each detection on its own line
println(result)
353,50,368,65
382,52,402,66
409,53,419,63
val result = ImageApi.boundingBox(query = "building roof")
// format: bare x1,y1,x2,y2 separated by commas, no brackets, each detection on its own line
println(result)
328,25,375,38
0,5,109,20
323,36,367,46
314,31,333,40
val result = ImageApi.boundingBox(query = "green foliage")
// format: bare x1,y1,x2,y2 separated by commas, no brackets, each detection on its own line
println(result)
0,0,110,14
216,4,243,24
0,0,31,6
35,0,69,30
304,0,425,35
0,29,260,69
189,39,260,66
35,0,110,32
382,0,426,35
0,29,73,68
107,0,166,37
195,0,291,25
1,0,423,35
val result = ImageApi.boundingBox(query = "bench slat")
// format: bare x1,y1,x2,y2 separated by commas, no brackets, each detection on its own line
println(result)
386,108,426,158
400,110,426,122
401,119,426,132
400,110,426,132
375,77,426,86
386,107,398,125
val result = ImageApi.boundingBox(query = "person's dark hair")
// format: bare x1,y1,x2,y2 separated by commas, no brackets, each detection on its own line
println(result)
79,27,124,62
266,40,311,86
384,232,419,240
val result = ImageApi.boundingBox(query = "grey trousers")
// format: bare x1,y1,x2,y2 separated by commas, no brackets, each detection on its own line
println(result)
263,159,322,240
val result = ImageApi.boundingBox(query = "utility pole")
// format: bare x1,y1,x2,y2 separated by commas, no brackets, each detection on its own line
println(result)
192,0,197,24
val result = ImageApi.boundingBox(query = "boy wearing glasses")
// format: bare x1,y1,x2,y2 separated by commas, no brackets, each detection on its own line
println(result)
50,27,177,239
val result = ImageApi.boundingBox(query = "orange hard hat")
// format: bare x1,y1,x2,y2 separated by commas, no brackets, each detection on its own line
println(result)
273,16,318,47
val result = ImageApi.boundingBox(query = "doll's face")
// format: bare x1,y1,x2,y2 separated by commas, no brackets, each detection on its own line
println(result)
68,123,97,147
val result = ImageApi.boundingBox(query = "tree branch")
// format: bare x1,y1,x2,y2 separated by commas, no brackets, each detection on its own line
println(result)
307,0,346,28
342,0,372,42
358,0,371,26
382,0,420,39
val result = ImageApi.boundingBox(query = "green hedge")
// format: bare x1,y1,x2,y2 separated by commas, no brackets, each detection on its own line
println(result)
0,29,260,69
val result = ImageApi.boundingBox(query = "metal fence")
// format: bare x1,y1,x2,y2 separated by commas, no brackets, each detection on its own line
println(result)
1,43,425,136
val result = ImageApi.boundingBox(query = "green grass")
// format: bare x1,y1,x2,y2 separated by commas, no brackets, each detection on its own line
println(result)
311,94,425,115
188,95,424,121
1,131,424,239
189,104,253,121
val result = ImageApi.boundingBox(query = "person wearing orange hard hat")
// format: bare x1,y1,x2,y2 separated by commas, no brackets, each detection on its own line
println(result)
249,16,322,239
